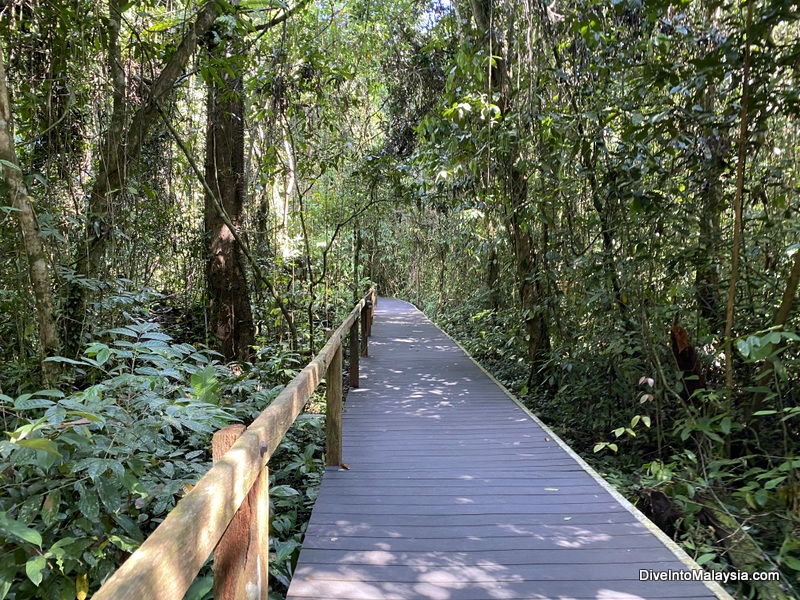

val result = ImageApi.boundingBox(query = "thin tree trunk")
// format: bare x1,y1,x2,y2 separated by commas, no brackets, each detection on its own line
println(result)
695,7,726,332
205,47,255,362
65,0,232,355
466,0,551,381
0,41,61,377
724,0,753,410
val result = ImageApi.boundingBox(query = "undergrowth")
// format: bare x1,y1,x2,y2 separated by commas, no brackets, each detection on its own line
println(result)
0,306,327,600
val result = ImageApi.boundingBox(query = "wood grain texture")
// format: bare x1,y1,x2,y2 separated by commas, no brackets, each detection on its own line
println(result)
212,425,269,600
287,298,728,600
326,329,343,466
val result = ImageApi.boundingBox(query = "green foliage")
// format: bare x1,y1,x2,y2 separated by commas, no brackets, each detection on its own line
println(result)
0,322,239,598
267,415,325,595
0,304,325,599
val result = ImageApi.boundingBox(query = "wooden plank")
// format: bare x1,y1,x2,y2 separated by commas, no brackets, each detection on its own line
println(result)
301,520,653,538
306,502,625,516
292,562,702,583
300,532,665,552
286,298,728,600
314,489,624,505
287,579,714,600
315,483,611,495
306,511,643,528
296,547,687,567
360,303,369,356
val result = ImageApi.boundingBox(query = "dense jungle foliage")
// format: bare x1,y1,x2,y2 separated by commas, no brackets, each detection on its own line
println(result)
0,0,799,597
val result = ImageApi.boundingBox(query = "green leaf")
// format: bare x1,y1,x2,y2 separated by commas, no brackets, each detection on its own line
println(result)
190,365,220,405
74,458,123,481
25,555,46,586
34,389,65,398
0,510,43,547
183,576,213,600
13,397,55,410
43,356,91,366
764,476,786,490
76,483,100,520
41,491,61,526
0,159,21,171
96,477,122,514
18,495,43,525
695,552,716,565
141,331,173,342
719,416,731,435
14,438,62,456
781,555,800,572
108,534,139,553
736,338,750,357
0,564,16,600
106,327,138,337
752,410,778,416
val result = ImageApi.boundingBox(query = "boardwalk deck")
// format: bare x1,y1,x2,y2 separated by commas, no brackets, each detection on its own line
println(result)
286,299,730,600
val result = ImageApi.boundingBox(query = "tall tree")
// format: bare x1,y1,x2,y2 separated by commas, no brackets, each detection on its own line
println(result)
0,40,61,377
204,36,255,361
64,0,236,355
465,0,551,381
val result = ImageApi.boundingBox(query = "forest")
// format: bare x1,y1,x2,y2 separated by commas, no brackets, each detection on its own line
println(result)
0,0,798,597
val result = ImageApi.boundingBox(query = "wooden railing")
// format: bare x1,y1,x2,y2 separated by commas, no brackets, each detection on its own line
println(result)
94,288,377,600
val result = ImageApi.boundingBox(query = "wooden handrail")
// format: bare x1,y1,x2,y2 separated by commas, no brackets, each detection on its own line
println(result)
93,288,375,600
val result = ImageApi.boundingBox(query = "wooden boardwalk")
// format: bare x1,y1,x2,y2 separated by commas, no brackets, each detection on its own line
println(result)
286,299,730,600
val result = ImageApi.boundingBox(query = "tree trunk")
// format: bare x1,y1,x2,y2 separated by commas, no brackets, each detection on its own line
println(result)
466,0,551,381
508,190,550,384
0,41,61,377
204,48,255,362
485,217,501,313
65,0,230,355
695,84,726,331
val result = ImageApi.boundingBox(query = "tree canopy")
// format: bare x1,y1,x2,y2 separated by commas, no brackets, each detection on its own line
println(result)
1,0,799,596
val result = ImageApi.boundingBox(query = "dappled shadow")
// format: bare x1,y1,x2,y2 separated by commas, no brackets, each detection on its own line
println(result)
287,298,719,600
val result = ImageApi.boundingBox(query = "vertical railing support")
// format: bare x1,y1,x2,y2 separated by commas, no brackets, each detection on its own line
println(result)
212,424,269,600
349,318,360,389
367,289,376,337
325,330,343,466
360,301,370,357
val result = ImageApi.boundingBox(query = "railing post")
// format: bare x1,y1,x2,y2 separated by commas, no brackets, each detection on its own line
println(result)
367,289,376,336
349,318,360,388
325,330,343,466
360,301,370,357
212,425,269,600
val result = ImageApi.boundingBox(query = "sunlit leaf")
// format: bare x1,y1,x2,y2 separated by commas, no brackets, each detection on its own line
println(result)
25,556,46,586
